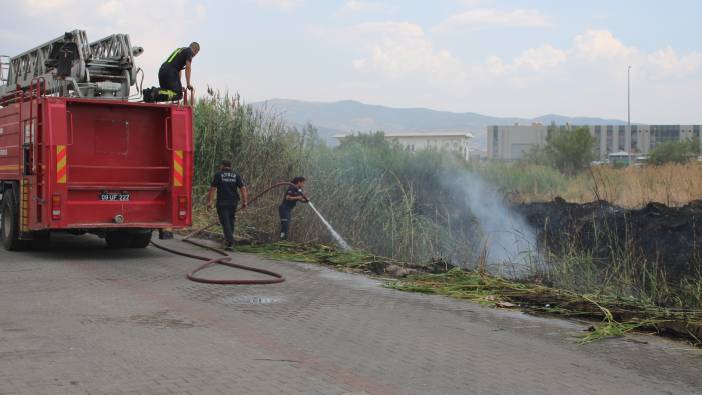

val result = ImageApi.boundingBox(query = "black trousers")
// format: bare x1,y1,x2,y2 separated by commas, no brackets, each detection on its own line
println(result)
217,205,237,245
278,205,292,240
158,64,182,93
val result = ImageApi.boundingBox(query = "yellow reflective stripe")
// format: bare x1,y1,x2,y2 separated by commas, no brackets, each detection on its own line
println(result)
160,90,177,99
20,179,29,232
167,48,182,63
173,150,184,187
56,145,67,184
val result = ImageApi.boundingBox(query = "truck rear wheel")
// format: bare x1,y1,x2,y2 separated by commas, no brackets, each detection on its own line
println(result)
105,230,152,249
105,231,132,249
1,189,28,251
130,231,152,249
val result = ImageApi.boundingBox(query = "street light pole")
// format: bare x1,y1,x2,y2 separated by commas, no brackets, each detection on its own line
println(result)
627,65,631,128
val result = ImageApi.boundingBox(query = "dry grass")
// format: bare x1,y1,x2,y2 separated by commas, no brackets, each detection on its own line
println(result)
518,162,702,208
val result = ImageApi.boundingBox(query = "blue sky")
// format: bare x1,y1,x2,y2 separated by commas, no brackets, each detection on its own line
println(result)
2,0,702,122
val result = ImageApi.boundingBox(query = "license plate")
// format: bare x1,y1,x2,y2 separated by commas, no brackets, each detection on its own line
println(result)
99,192,130,201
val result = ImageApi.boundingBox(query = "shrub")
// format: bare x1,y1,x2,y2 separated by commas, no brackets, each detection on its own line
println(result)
648,138,700,165
542,127,596,175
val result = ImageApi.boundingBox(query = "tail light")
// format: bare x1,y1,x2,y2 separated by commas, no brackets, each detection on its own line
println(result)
178,196,188,220
51,194,61,220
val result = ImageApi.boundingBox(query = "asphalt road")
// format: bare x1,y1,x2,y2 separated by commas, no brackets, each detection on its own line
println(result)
1,234,700,395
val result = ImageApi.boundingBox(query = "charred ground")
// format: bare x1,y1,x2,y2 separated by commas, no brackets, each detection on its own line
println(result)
516,198,702,284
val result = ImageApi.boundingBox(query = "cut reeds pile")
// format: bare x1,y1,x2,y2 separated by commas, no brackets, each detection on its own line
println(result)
388,268,702,345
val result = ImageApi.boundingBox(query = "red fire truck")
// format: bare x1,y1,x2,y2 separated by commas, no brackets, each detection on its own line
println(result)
0,30,192,250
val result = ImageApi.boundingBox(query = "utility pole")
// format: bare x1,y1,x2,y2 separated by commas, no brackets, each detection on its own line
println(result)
627,65,631,128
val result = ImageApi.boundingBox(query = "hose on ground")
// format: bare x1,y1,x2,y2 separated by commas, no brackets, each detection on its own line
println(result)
151,181,299,285
150,240,284,285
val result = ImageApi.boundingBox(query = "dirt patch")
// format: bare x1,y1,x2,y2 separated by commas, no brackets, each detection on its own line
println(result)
515,198,702,282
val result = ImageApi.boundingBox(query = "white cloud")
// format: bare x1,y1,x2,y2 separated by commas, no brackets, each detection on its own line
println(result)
574,29,702,79
574,29,635,60
343,22,466,84
434,9,549,32
255,0,302,10
648,47,702,78
485,45,567,76
330,21,564,86
345,23,702,84
513,45,568,72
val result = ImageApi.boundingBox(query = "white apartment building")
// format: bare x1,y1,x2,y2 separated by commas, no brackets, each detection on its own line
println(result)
487,124,702,161
334,132,474,160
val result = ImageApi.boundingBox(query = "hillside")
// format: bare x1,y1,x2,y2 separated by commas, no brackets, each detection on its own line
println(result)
251,99,626,147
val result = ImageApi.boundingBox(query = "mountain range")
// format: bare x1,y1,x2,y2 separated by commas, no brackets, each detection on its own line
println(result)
251,99,626,148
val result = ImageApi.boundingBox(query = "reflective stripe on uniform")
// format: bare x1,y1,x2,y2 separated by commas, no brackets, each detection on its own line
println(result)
166,48,182,63
161,90,178,99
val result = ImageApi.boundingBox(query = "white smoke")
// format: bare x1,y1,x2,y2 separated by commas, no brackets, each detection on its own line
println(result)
442,171,539,277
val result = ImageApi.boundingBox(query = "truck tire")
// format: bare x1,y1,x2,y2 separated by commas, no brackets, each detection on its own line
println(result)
105,231,132,249
1,189,28,251
129,231,152,249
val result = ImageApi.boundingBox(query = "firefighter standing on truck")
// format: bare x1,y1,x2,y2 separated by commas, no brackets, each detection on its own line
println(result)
158,42,200,99
279,177,309,240
207,160,248,251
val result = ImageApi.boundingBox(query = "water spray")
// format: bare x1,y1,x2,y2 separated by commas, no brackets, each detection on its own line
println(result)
306,202,351,251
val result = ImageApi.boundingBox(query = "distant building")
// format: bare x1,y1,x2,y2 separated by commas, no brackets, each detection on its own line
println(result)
487,124,702,162
587,125,701,161
334,132,474,160
469,147,488,162
487,124,548,160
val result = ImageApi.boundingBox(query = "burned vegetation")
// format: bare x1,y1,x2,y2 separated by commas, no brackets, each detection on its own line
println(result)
516,198,702,287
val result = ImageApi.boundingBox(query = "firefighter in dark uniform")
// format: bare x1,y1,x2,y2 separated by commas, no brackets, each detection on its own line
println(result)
279,177,309,240
207,160,248,251
158,42,200,99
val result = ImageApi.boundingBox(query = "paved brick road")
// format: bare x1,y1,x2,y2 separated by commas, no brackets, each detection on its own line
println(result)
0,234,700,394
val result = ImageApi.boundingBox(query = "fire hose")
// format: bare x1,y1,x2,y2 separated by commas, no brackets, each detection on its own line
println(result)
150,181,301,285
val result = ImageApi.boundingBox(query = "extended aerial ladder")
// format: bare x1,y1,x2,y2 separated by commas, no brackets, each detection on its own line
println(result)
0,29,143,101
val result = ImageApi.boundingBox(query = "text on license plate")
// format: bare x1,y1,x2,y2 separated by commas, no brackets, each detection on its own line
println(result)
99,192,130,201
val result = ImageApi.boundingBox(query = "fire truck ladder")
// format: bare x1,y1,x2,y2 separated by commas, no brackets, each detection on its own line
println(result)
0,29,143,101
0,55,9,87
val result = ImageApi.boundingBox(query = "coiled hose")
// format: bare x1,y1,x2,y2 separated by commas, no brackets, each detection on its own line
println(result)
151,182,299,285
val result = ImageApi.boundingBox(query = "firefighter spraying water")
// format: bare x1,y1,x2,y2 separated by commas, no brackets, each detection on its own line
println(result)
276,176,349,249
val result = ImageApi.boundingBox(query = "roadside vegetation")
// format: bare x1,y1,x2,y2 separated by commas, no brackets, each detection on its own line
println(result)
648,138,701,166
525,126,595,175
192,94,702,344
488,161,702,208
